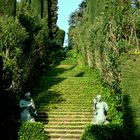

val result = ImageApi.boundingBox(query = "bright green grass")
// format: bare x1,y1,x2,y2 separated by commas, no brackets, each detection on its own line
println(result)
31,63,124,140
32,64,108,115
121,55,140,138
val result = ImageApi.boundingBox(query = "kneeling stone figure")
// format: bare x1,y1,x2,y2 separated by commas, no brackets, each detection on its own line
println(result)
93,95,109,124
19,92,37,122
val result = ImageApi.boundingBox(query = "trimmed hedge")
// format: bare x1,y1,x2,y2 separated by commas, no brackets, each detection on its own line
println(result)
81,124,124,140
18,122,48,140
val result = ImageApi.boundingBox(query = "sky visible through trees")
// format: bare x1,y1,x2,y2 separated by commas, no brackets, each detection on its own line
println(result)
57,0,83,46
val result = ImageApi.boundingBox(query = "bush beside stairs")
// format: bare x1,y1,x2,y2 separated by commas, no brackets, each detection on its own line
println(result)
33,64,103,140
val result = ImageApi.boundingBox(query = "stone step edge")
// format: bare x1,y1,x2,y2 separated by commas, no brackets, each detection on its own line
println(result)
38,111,92,115
39,118,91,121
38,112,91,114
44,125,87,129
47,121,90,124
45,129,83,134
43,120,90,124
48,133,81,138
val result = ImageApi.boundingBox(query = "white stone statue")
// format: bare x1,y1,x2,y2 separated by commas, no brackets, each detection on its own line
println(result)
92,95,109,125
19,92,37,122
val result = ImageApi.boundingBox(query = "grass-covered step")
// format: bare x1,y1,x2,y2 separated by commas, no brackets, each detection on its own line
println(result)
38,108,92,112
38,111,91,114
49,133,81,139
42,106,92,110
45,129,83,134
39,110,90,114
37,102,94,111
47,120,90,125
47,111,91,114
38,115,91,122
46,115,91,119
46,117,91,121
44,65,89,78
47,117,91,122
44,125,86,130
48,114,91,118
38,113,92,118
49,107,92,110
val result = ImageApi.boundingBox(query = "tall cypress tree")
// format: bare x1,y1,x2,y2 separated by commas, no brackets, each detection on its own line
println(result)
0,0,16,16
42,0,48,19
31,0,42,18
48,0,58,39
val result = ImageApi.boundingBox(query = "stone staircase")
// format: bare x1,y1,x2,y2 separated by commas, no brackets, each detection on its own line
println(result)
39,114,92,139
38,98,93,139
34,65,98,140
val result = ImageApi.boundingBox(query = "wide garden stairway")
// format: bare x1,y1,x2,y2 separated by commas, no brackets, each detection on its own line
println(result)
33,64,101,140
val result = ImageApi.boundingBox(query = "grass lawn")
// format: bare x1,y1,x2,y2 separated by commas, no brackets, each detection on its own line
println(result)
121,54,140,139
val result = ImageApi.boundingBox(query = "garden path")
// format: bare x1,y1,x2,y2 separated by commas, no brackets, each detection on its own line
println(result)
32,64,102,140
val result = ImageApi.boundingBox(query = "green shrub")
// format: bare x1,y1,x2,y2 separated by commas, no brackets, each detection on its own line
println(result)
17,13,41,39
60,48,78,65
0,16,28,90
54,28,65,47
18,122,48,140
81,124,124,140
0,16,28,69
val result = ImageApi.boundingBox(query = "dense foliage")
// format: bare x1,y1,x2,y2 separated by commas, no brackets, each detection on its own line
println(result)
48,0,58,39
0,16,28,91
0,0,65,139
69,0,140,98
42,0,48,19
18,122,48,140
0,0,65,94
31,0,42,17
81,124,124,140
68,0,140,139
0,0,16,16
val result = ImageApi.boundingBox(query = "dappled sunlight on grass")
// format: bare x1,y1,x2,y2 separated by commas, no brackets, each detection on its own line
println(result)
31,64,108,112
34,91,65,111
